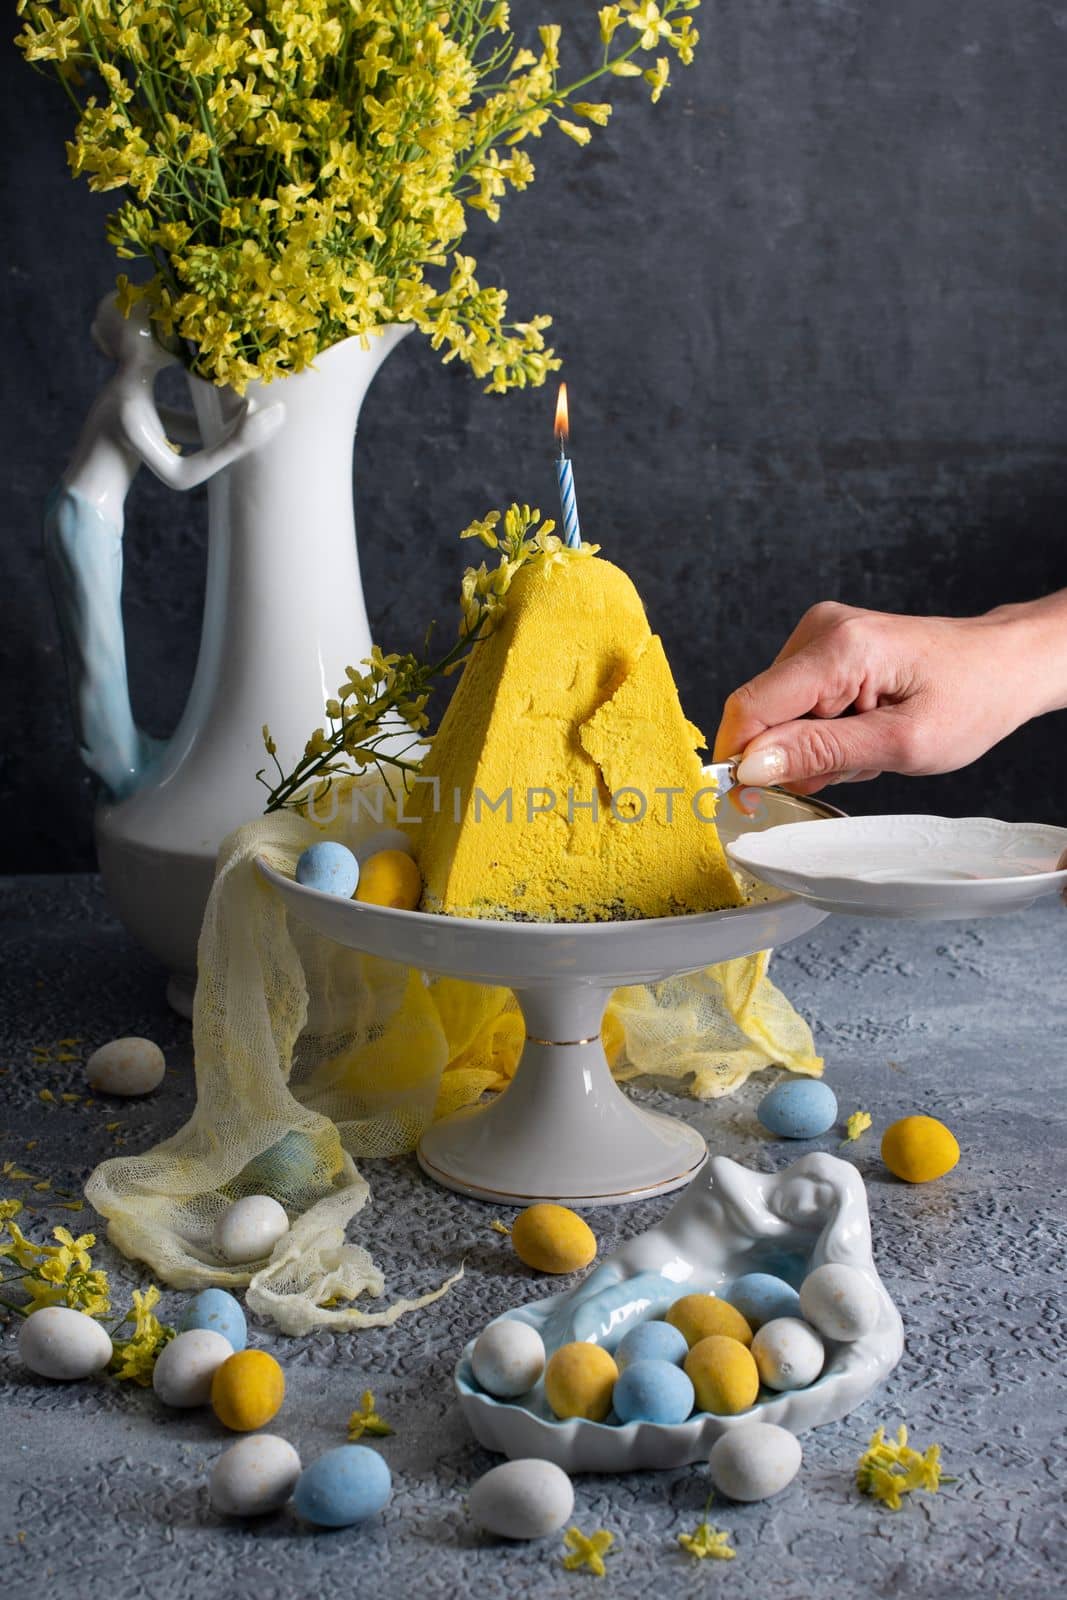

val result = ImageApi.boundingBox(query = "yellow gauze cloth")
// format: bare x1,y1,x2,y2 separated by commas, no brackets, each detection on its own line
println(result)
85,775,821,1334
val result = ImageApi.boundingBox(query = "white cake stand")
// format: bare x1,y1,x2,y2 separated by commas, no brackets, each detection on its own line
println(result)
258,789,839,1207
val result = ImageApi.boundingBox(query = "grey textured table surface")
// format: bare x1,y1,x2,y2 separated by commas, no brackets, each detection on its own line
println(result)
1,874,1064,1600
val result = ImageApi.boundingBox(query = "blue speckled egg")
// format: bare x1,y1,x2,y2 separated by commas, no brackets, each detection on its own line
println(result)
612,1359,695,1425
237,1132,330,1208
615,1320,688,1370
728,1273,802,1331
178,1288,247,1352
758,1079,838,1140
293,1446,392,1529
295,841,360,899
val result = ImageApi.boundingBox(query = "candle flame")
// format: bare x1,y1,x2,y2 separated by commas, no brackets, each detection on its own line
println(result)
554,382,570,448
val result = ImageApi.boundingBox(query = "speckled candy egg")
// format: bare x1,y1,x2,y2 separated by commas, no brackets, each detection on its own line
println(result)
684,1336,760,1416
19,1306,113,1380
615,1320,688,1370
751,1317,825,1392
510,1205,597,1276
153,1329,233,1407
178,1288,247,1352
612,1359,695,1425
881,1115,960,1183
666,1293,753,1348
237,1131,335,1210
211,1349,286,1431
293,1445,392,1528
355,849,422,910
709,1422,802,1502
758,1078,838,1139
213,1194,289,1264
210,1434,302,1517
544,1342,618,1422
471,1319,546,1398
86,1035,165,1096
468,1459,575,1540
799,1263,880,1343
295,840,360,898
728,1272,802,1331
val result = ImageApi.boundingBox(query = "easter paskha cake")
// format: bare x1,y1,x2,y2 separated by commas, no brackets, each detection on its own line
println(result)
404,553,742,920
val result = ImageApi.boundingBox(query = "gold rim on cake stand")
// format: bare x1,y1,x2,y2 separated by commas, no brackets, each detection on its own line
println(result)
257,787,843,1208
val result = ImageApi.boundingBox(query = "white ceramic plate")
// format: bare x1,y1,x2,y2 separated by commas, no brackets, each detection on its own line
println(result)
726,814,1067,921
455,1154,903,1472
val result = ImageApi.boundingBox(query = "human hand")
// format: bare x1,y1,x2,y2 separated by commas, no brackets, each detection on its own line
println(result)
236,402,285,450
714,599,1060,795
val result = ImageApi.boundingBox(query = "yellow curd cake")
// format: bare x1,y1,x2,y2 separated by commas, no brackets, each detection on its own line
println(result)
403,553,742,921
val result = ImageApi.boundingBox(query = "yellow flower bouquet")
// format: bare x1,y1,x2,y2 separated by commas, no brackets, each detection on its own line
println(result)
16,0,701,392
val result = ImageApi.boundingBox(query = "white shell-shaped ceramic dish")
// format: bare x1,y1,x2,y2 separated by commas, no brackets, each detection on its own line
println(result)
455,1154,903,1472
727,814,1067,921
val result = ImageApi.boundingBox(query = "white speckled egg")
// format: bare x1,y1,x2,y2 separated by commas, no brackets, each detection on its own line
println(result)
213,1195,289,1264
468,1459,575,1540
153,1329,233,1407
210,1434,302,1517
86,1035,165,1096
19,1306,113,1380
471,1320,546,1399
799,1263,880,1343
709,1422,802,1502
751,1317,825,1392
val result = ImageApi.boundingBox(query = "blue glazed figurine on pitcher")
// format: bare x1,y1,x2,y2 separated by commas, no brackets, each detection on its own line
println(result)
46,297,409,1014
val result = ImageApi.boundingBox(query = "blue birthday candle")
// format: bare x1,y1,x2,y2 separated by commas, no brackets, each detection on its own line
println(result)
554,382,582,549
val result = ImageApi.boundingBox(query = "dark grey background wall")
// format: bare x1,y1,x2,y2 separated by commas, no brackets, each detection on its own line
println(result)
4,2,1067,872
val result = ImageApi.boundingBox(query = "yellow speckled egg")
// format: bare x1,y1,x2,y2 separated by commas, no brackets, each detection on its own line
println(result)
881,1115,960,1183
684,1335,760,1416
211,1349,285,1432
355,850,422,910
510,1205,597,1275
544,1342,618,1422
666,1293,753,1349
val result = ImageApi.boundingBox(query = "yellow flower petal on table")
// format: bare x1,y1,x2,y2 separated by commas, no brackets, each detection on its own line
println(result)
110,1285,174,1385
856,1424,946,1509
562,1526,615,1577
842,1110,873,1146
347,1389,394,1440
678,1520,736,1560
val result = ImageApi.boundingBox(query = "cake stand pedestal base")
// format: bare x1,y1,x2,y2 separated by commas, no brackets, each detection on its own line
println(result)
417,986,706,1207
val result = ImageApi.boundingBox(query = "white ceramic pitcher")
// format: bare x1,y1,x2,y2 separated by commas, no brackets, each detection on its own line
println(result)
47,314,411,1013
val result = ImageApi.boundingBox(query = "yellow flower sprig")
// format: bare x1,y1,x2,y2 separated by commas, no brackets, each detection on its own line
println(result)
17,0,702,394
0,1202,110,1318
1,1198,173,1382
856,1424,948,1511
562,1525,615,1577
110,1285,175,1385
258,503,598,812
347,1389,394,1440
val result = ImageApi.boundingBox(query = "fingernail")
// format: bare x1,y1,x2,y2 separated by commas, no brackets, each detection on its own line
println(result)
735,745,788,787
